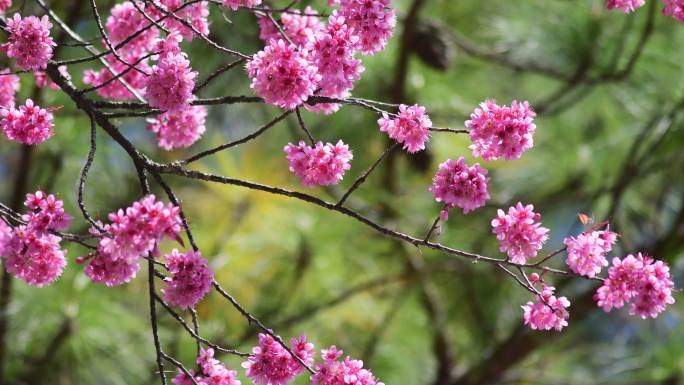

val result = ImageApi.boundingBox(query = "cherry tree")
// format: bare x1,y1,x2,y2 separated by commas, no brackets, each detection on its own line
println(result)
0,0,681,384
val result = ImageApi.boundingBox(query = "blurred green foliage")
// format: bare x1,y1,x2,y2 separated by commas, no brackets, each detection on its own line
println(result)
1,0,683,384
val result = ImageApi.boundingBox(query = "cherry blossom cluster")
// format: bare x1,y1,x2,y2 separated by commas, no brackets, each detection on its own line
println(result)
0,69,19,109
162,249,214,309
144,33,197,111
105,1,159,57
595,253,675,318
378,104,432,153
0,191,71,287
429,157,490,215
306,12,364,114
564,226,618,278
1,14,56,70
332,0,396,55
83,1,159,100
521,274,571,332
312,345,385,385
84,1,204,103
247,39,321,110
0,0,11,14
81,195,182,286
606,0,646,12
0,99,55,145
491,203,549,264
83,54,152,100
173,348,241,385
243,334,315,385
466,99,536,161
172,335,385,385
147,104,207,150
83,1,157,99
663,0,684,20
247,1,392,111
606,0,684,21
284,140,353,187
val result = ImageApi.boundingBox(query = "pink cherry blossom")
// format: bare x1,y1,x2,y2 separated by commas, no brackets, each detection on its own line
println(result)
242,334,314,385
247,39,321,110
82,253,141,287
0,69,20,109
2,14,56,70
564,227,618,278
162,249,214,308
663,0,684,20
284,140,353,187
83,195,183,286
3,231,67,287
22,191,72,231
595,253,675,318
0,0,11,14
606,0,645,12
259,7,324,47
174,348,241,385
145,0,210,41
429,157,490,214
144,37,197,112
147,105,207,150
311,345,385,385
306,12,364,114
522,284,571,332
491,202,549,264
0,191,71,287
106,1,159,58
1,99,55,145
83,53,150,100
334,0,396,55
378,104,432,153
223,0,262,11
466,100,536,161
33,71,58,90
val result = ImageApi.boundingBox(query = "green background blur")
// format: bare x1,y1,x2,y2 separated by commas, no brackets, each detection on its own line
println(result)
1,0,683,384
